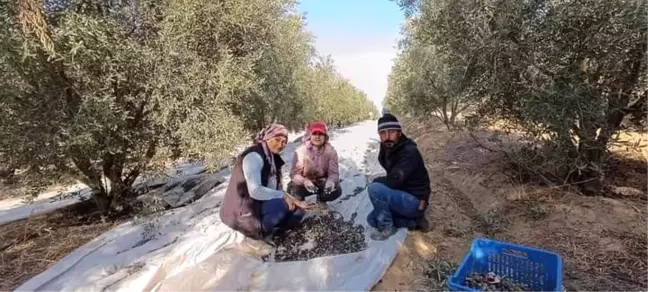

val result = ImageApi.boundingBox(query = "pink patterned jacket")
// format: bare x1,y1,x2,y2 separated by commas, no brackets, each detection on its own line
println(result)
290,141,339,186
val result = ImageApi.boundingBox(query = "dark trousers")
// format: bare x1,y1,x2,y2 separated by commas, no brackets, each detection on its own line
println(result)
288,180,342,202
260,198,305,236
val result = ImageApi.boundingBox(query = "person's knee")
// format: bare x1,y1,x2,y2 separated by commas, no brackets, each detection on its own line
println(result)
264,198,288,217
320,184,342,202
331,185,342,200
261,201,291,231
292,209,306,220
367,182,386,200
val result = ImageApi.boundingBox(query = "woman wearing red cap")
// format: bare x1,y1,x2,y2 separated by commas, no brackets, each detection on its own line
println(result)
289,121,342,208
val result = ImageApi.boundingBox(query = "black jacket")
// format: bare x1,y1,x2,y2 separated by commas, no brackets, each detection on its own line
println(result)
374,134,431,203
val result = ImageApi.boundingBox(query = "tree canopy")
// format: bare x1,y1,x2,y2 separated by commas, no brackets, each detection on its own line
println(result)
386,0,646,192
0,0,377,211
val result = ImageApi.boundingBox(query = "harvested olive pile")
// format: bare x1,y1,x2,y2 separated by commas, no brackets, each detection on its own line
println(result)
265,211,367,262
464,272,530,291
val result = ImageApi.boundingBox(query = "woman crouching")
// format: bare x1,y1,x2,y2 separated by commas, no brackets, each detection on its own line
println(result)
220,123,313,240
288,121,342,209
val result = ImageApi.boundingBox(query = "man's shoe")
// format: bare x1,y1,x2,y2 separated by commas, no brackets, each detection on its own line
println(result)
370,226,398,241
415,216,432,233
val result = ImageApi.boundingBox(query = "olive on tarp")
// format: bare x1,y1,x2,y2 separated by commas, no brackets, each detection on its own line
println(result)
264,211,367,262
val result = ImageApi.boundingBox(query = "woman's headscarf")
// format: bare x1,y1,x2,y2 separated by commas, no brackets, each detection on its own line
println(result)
253,123,288,180
254,123,288,144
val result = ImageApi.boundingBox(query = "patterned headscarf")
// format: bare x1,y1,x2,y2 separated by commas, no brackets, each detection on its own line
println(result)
253,123,288,180
254,123,288,144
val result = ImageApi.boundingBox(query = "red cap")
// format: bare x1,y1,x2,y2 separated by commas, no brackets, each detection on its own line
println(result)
308,121,328,134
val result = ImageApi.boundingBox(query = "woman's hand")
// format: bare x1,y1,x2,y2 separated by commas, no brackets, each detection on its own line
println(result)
303,179,317,193
324,180,335,194
283,193,296,211
284,192,315,211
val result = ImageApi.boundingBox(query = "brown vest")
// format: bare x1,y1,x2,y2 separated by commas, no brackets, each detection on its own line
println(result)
219,144,284,239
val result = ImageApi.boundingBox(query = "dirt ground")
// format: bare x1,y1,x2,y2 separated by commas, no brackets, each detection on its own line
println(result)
373,118,647,291
0,200,127,291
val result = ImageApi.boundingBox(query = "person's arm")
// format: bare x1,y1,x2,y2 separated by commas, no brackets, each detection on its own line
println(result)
290,150,307,185
372,146,417,190
326,148,339,185
242,152,284,201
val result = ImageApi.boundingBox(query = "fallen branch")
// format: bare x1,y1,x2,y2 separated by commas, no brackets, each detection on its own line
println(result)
468,132,500,153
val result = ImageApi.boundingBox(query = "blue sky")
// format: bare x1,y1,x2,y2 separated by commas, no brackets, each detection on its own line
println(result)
297,0,405,111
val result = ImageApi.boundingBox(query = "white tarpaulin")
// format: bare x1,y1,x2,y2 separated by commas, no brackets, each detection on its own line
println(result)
0,185,91,226
0,158,205,227
15,121,407,291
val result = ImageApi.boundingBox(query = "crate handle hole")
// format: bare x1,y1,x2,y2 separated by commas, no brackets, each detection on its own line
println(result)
502,248,528,258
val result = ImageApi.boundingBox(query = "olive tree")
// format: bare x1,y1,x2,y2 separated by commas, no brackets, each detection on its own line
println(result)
388,0,646,192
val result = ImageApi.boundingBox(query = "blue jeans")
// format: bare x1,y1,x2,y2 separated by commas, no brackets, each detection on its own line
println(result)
366,182,423,230
260,198,305,236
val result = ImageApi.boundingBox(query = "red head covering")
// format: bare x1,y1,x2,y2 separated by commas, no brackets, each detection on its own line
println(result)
308,121,328,134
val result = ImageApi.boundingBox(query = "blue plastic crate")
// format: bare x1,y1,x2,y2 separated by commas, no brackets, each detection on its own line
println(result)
448,238,563,291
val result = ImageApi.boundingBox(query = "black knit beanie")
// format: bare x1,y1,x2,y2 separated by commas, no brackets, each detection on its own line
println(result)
377,113,402,132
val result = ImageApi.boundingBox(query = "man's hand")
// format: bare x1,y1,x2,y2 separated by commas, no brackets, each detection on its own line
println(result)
324,180,335,194
417,200,427,212
304,179,318,193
